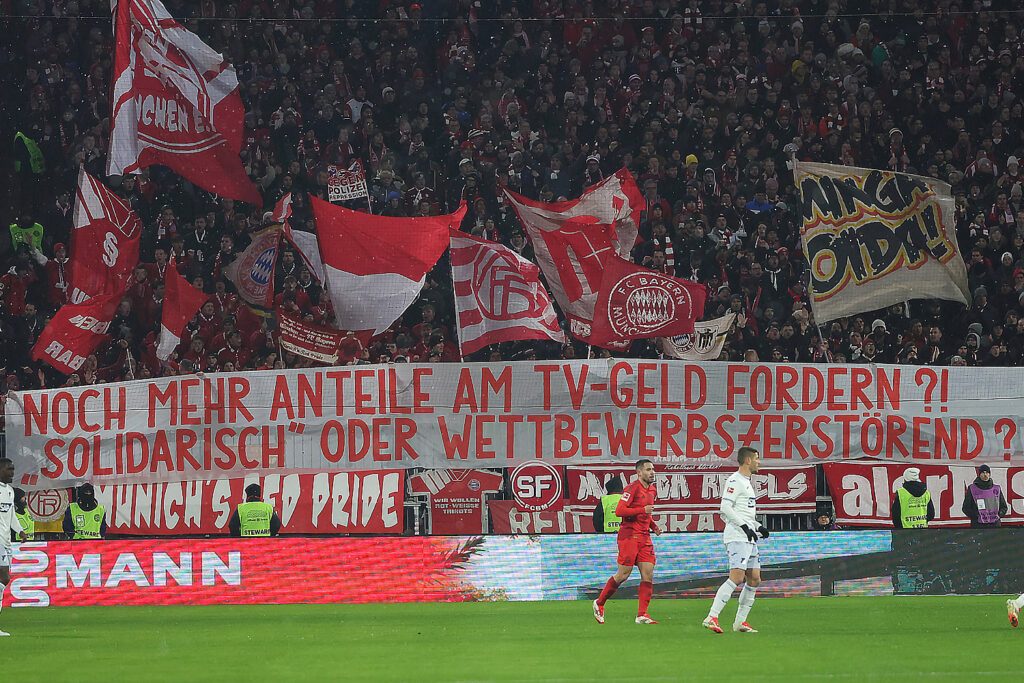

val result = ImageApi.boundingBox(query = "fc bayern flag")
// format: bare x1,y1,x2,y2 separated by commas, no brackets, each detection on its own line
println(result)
224,224,280,310
32,292,123,374
589,256,707,347
157,256,209,361
107,0,262,205
450,230,566,356
69,168,142,304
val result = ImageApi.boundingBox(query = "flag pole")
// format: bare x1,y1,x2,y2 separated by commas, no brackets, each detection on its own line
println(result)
586,344,592,359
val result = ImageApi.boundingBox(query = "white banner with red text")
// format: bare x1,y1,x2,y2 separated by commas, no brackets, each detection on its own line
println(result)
94,471,403,535
823,462,1024,527
5,361,1024,490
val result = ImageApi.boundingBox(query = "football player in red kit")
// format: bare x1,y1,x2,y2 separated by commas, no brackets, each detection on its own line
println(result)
593,459,662,624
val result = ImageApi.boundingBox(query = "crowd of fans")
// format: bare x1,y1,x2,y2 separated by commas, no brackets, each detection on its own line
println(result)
3,0,1024,407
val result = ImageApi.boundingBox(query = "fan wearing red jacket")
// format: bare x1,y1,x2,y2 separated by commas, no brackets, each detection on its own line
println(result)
592,459,662,625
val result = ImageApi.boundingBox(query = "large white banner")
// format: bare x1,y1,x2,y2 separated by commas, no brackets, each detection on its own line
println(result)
5,361,1024,490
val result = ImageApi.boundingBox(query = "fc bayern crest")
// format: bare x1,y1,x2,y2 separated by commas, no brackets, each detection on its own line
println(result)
606,272,695,337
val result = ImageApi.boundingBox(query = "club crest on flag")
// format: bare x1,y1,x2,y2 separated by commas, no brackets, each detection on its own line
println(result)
606,271,697,337
472,249,548,321
671,327,717,355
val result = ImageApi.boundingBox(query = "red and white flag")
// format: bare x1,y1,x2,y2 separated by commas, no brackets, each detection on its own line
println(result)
590,256,707,348
311,197,466,333
69,168,142,304
281,219,325,286
108,0,262,205
503,169,642,347
450,230,566,356
157,256,209,360
271,193,293,224
32,292,123,374
224,224,280,310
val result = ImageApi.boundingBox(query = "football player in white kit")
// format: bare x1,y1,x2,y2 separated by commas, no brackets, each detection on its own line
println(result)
703,447,768,634
0,458,27,636
1009,593,1023,627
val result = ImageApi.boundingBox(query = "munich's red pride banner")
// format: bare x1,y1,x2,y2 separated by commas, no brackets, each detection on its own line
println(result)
823,462,1024,527
408,469,503,534
92,471,404,535
8,361,1024,491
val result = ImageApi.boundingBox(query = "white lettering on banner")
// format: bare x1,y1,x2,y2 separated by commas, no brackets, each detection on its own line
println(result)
488,501,723,533
10,545,242,606
825,463,1024,527
7,361,1024,489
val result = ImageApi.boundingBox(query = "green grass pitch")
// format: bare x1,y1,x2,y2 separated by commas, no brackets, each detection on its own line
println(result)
1,597,1019,681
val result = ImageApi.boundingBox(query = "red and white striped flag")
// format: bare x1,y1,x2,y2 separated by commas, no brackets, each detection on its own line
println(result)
450,231,566,356
157,256,209,360
108,0,262,205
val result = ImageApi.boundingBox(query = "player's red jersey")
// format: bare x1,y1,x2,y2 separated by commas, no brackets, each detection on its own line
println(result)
616,480,658,539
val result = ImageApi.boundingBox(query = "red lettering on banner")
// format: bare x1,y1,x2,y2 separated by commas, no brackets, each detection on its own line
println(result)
726,365,749,410
763,414,783,458
475,415,496,459
607,413,635,455
535,363,558,411
827,367,847,411
786,415,808,459
580,413,601,457
637,363,657,408
77,389,100,433
684,364,706,409
803,366,824,409
411,367,433,414
610,361,631,408
527,414,551,457
439,416,471,459
660,365,681,409
563,365,588,410
453,368,477,412
179,378,201,426
776,366,799,410
270,374,294,421
554,415,577,458
482,367,512,412
354,369,375,415
498,414,523,458
203,377,226,425
297,373,323,418
686,413,709,458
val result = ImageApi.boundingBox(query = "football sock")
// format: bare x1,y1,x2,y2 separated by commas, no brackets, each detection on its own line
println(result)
735,585,758,625
0,582,6,616
1014,594,1024,610
638,581,653,616
597,577,621,606
709,579,737,618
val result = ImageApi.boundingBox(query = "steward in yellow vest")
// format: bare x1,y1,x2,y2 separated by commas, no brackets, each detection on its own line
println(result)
14,488,34,541
592,476,624,533
891,468,935,529
229,484,281,537
63,483,107,539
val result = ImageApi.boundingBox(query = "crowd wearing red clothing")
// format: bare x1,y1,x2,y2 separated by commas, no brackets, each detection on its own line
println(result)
2,0,1024,413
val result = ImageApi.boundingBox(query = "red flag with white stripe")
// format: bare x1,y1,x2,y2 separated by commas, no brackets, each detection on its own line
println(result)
157,256,209,360
107,0,262,205
311,197,465,333
503,169,642,347
69,168,142,304
450,230,566,356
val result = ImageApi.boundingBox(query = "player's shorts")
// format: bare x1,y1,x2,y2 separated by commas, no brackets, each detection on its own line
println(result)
0,545,12,569
617,536,656,566
726,541,761,571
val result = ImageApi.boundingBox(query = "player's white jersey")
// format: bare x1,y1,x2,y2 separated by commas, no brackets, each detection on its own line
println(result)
720,472,758,544
0,481,23,550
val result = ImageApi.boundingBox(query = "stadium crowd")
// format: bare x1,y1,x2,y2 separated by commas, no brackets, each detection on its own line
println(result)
2,0,1024,405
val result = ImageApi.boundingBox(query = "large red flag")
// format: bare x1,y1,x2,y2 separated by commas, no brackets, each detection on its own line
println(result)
503,169,642,347
69,168,142,304
450,230,566,356
157,256,209,361
590,256,707,348
32,293,123,374
107,0,262,205
311,197,466,333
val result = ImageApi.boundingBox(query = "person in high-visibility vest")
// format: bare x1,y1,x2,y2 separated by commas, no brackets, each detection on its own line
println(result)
63,483,107,540
592,476,624,533
13,488,33,541
229,484,281,537
891,467,935,529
